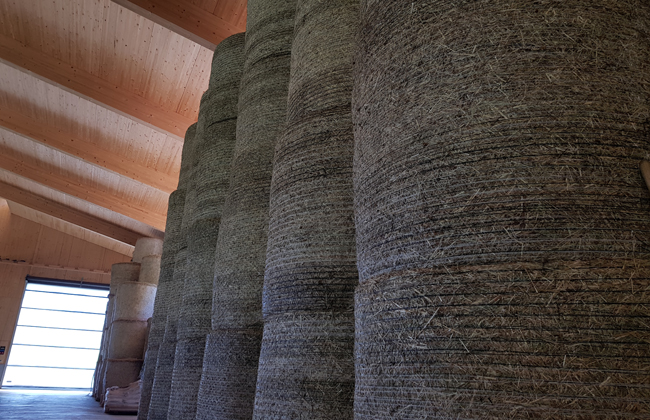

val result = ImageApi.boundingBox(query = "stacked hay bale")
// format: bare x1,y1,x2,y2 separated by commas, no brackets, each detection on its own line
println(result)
168,32,245,420
352,1,650,418
195,1,296,418
252,0,358,418
101,262,142,401
93,299,111,400
141,124,197,420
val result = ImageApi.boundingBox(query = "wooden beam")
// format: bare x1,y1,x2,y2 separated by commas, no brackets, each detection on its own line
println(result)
0,181,144,246
0,110,178,193
6,201,135,257
0,260,110,275
0,149,167,230
111,0,246,50
0,34,193,139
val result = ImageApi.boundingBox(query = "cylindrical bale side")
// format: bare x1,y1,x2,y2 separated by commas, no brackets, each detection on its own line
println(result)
104,359,143,390
147,246,187,420
168,219,220,420
170,34,244,420
177,123,198,191
353,1,650,418
253,0,358,417
254,313,355,418
140,124,197,420
212,0,296,329
107,320,149,360
113,282,157,321
205,1,296,417
139,254,162,285
194,330,263,420
109,262,142,297
133,238,164,263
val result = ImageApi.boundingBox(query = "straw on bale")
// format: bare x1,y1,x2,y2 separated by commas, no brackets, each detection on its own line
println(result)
199,1,296,418
148,246,187,419
169,33,245,420
133,238,163,263
252,0,358,418
139,189,187,420
352,1,650,418
144,124,198,420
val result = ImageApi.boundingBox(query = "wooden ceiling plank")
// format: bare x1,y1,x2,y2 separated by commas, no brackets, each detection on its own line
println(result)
0,147,167,230
111,0,246,50
0,34,192,139
0,181,143,246
0,110,178,193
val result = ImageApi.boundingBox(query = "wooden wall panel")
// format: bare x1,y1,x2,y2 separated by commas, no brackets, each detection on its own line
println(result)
0,263,29,366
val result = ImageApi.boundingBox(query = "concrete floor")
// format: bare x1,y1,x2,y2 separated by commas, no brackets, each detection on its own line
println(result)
0,388,137,419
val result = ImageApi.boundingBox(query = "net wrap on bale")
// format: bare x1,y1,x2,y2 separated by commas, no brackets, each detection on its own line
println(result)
252,0,359,418
352,0,650,418
197,1,296,418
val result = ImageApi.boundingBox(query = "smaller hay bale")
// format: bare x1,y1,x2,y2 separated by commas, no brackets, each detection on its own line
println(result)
139,254,162,285
132,238,163,263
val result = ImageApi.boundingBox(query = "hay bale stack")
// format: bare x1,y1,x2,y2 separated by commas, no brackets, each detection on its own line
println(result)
139,189,186,420
141,123,198,420
100,263,141,401
196,2,296,418
353,1,650,418
169,33,244,420
148,246,187,419
252,0,358,418
104,281,156,390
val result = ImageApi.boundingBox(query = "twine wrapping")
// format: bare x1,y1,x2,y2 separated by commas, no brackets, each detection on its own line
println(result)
353,1,650,418
252,0,359,418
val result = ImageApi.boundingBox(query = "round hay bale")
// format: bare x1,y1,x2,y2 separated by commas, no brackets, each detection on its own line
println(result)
132,238,163,263
109,262,141,296
104,359,143,390
147,246,187,419
205,0,295,416
353,1,650,418
253,313,355,419
194,329,263,420
139,254,162,285
209,32,246,90
253,0,359,418
107,320,149,360
113,281,157,321
177,123,198,190
168,218,220,420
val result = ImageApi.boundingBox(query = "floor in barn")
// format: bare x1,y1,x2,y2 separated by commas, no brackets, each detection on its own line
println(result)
0,388,137,419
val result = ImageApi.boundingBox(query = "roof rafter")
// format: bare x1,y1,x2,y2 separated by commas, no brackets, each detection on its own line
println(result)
0,180,146,246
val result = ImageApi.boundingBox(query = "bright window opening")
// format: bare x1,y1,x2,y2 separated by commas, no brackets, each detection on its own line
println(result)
2,279,109,389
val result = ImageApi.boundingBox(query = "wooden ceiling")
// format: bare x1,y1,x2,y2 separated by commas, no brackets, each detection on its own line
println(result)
0,0,246,257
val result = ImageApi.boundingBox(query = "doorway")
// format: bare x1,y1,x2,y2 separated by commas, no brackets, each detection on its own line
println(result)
2,278,109,389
